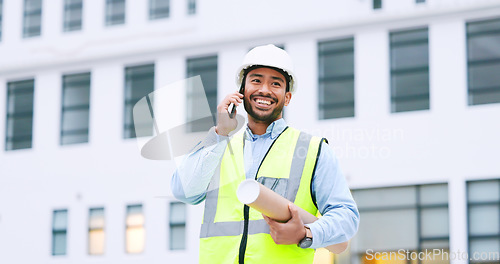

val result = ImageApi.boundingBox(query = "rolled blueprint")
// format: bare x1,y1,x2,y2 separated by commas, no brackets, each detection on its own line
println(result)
237,179,318,223
236,179,347,254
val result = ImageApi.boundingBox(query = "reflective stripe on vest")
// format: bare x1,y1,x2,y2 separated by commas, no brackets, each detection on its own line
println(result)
199,127,323,264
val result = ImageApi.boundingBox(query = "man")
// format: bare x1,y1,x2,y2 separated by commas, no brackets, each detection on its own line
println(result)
171,44,359,264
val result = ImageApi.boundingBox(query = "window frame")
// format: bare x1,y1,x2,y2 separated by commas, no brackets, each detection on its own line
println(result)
52,209,68,256
169,201,187,250
0,0,4,41
105,0,126,26
5,79,35,151
389,27,430,113
88,207,105,255
60,72,91,145
351,183,450,261
187,0,196,15
149,0,169,20
123,63,155,139
317,37,355,120
63,0,83,32
467,179,500,262
125,204,145,254
23,0,43,38
466,17,500,106
185,55,218,132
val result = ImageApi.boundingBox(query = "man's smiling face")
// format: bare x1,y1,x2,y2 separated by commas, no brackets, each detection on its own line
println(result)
243,67,291,123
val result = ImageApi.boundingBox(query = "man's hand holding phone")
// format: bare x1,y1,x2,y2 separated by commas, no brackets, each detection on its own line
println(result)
215,91,244,136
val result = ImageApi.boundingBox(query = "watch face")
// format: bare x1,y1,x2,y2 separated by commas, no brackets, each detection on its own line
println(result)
299,237,313,249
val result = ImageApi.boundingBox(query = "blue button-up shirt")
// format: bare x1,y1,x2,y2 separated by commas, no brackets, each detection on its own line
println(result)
171,118,359,249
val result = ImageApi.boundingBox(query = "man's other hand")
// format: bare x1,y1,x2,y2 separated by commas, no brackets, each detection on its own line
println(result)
263,203,307,245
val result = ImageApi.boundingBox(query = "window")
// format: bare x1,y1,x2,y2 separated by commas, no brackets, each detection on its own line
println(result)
467,180,500,263
63,0,83,32
373,0,382,9
466,18,500,105
61,72,91,145
88,208,105,255
52,210,68,256
5,79,34,151
318,38,355,119
124,64,155,139
23,0,42,38
169,202,186,250
187,0,196,15
0,0,3,41
390,28,429,112
186,55,217,132
350,184,449,264
149,0,169,20
105,0,125,26
126,204,144,254
416,0,426,3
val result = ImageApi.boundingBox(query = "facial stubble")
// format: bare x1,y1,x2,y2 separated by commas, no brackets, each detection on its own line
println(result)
243,94,285,123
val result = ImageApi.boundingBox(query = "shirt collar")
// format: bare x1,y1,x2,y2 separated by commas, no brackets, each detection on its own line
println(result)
245,118,287,141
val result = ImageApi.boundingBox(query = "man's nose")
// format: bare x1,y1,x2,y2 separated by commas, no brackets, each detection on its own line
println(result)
259,82,272,94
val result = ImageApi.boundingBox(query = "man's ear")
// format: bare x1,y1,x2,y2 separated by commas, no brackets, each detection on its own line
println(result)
284,92,292,106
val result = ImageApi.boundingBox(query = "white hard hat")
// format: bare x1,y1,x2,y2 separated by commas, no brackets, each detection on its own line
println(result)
235,44,297,93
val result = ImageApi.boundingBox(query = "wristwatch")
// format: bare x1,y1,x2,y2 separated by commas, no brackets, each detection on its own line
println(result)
298,226,313,249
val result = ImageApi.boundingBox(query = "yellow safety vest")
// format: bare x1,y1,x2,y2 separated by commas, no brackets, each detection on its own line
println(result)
199,127,325,264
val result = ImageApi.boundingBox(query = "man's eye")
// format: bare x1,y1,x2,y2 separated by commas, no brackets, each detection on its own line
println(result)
272,82,281,87
251,79,261,83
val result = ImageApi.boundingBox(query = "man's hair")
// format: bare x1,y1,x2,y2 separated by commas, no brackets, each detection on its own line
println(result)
242,65,291,93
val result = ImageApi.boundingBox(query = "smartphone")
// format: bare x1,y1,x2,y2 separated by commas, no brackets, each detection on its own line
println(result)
228,85,244,118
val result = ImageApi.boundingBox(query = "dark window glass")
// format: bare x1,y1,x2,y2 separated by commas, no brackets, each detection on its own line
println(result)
186,55,217,132
105,0,125,26
318,38,355,119
63,0,83,32
467,18,500,105
61,72,91,145
169,202,186,250
351,184,450,263
373,0,382,9
467,180,500,263
5,79,34,151
52,210,68,256
149,0,169,20
0,0,3,41
390,28,429,113
124,64,155,139
23,0,42,38
187,0,196,15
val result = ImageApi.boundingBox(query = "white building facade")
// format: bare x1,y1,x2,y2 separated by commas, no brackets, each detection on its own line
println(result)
0,0,499,263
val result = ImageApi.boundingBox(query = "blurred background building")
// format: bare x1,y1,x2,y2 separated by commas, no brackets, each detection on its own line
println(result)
0,0,500,263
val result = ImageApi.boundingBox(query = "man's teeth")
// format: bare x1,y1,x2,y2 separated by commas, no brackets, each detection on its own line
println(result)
256,99,271,105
